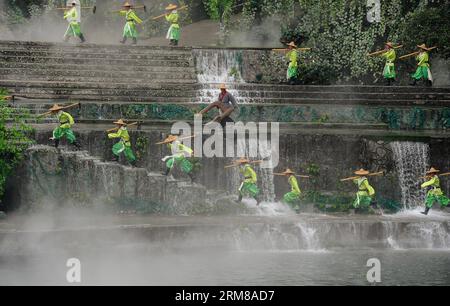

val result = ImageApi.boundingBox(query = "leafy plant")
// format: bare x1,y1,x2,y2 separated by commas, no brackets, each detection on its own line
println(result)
0,89,34,206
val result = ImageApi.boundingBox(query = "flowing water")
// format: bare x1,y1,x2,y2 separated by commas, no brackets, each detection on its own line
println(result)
1,211,449,285
390,141,430,209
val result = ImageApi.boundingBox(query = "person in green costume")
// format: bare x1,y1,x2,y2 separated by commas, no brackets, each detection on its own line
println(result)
420,167,449,215
233,158,260,205
285,41,299,84
49,104,81,149
107,119,136,166
410,44,433,87
351,169,376,209
158,135,195,182
119,2,143,45
165,4,181,46
63,1,86,43
275,169,302,212
381,42,396,86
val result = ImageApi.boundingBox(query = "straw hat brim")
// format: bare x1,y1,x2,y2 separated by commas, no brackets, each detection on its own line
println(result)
236,158,250,164
113,119,126,125
122,2,132,7
354,169,370,176
219,84,227,90
287,42,297,48
166,4,178,10
157,135,178,145
417,44,431,51
385,42,394,48
49,105,64,112
426,168,440,174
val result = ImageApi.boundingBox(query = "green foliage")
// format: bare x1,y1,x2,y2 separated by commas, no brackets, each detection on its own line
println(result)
135,135,149,160
0,89,34,203
203,0,235,21
398,3,450,60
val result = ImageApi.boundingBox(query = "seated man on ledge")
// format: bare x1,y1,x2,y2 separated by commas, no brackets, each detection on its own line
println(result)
197,84,237,128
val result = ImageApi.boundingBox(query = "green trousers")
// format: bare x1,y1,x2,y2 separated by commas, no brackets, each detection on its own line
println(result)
123,21,138,38
353,194,372,209
383,62,396,79
412,66,430,80
53,127,76,143
166,156,193,174
425,194,449,209
283,191,301,210
64,22,82,38
112,141,136,163
167,25,180,41
240,182,260,199
287,63,298,80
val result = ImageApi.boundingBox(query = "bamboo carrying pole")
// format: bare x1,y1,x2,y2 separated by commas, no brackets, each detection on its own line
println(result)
340,171,384,182
399,46,437,60
106,121,139,133
274,173,310,178
155,134,196,145
37,102,80,118
421,172,450,179
56,6,97,13
272,48,311,52
152,5,188,20
367,45,403,57
224,160,263,169
111,5,147,13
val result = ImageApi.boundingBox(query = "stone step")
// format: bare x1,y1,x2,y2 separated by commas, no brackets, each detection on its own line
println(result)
0,61,197,73
8,88,450,106
0,80,198,90
0,49,193,61
0,40,193,55
1,73,197,83
214,84,450,94
224,90,450,101
0,55,192,67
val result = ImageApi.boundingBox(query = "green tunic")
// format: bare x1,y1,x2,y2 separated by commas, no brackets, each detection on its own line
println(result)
239,164,260,198
166,142,193,174
286,49,298,80
64,7,82,38
353,177,375,208
120,10,142,38
283,175,301,210
53,111,76,143
421,176,449,208
165,12,180,41
412,52,432,81
382,49,396,79
286,49,299,80
108,127,136,162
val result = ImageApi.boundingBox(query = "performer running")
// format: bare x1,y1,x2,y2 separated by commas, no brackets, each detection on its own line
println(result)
107,119,137,167
157,135,195,182
165,4,181,46
198,84,237,128
119,2,143,45
48,104,81,149
420,167,449,215
63,1,86,43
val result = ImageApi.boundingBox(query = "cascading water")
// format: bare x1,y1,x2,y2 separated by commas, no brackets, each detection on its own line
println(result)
193,49,246,104
390,141,430,209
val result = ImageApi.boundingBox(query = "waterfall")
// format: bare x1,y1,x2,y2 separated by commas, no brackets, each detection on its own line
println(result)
193,49,246,104
390,142,430,209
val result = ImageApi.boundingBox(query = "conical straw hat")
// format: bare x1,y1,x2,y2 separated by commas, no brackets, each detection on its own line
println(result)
219,83,227,90
166,4,178,10
49,104,64,112
417,44,431,51
287,41,297,48
156,135,178,145
426,167,440,174
235,158,250,165
275,168,296,176
385,42,394,48
354,168,369,176
122,2,132,7
113,119,126,125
